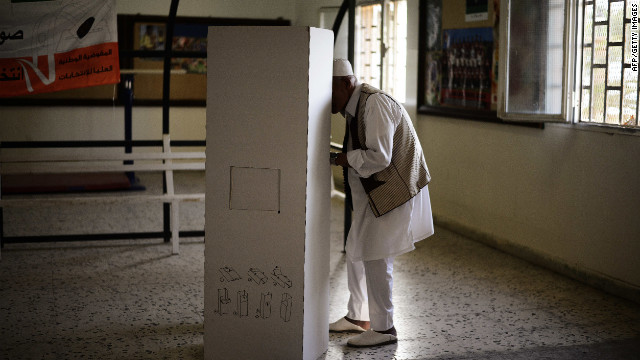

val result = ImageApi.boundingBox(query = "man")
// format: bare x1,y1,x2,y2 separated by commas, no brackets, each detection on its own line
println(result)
329,59,434,347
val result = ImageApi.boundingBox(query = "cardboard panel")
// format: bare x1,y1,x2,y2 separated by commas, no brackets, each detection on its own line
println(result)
205,26,332,360
229,166,280,212
303,27,333,358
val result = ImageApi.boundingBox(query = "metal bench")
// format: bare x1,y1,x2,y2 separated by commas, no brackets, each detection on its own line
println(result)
0,135,204,258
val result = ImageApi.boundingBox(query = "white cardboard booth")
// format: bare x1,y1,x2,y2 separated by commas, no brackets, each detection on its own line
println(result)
204,27,333,359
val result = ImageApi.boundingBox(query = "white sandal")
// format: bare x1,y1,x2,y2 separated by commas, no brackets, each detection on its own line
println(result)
347,329,398,347
329,317,367,333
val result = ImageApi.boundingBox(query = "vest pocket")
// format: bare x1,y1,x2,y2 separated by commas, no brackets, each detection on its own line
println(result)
360,177,386,194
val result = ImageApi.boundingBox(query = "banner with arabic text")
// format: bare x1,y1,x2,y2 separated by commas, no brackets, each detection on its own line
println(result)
0,0,119,97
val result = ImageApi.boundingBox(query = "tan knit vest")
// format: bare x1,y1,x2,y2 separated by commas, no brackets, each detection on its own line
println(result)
351,83,431,217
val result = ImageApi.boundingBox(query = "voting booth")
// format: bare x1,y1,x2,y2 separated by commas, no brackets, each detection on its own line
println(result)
204,27,333,359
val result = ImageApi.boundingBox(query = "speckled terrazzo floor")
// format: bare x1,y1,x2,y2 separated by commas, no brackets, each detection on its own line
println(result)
1,172,639,359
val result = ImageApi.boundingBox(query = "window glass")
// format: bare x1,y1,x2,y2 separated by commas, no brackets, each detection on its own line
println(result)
355,0,407,102
355,3,383,87
500,0,567,119
578,0,640,128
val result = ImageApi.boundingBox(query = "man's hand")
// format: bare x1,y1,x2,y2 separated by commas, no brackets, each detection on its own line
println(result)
335,153,349,168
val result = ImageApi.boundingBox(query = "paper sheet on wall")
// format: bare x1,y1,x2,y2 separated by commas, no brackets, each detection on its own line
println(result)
0,0,120,97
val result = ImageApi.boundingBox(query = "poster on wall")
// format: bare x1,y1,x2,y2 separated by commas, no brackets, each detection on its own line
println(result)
419,0,500,120
136,22,207,74
171,23,207,74
0,0,120,98
423,0,442,107
466,0,488,22
440,27,493,110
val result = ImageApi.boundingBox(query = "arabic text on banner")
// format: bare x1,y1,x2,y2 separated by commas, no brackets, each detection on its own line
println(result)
0,0,120,97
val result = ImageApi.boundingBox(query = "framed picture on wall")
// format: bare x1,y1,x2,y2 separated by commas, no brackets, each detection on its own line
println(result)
110,14,291,106
125,17,209,104
417,0,500,121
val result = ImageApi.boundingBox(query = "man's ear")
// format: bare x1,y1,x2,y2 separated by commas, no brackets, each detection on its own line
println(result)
340,77,353,92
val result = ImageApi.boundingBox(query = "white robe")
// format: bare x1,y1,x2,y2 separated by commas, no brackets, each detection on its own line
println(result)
344,83,434,262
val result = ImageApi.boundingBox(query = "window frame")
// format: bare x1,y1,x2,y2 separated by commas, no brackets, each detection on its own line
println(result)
354,0,408,102
575,0,640,130
499,0,640,135
416,0,504,124
354,0,384,89
497,0,578,123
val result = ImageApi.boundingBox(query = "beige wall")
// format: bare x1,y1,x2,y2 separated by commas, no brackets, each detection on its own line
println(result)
1,0,638,301
402,1,640,300
419,117,640,296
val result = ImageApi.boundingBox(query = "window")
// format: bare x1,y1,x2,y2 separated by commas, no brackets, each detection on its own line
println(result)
319,7,348,60
577,0,639,128
500,0,640,130
355,0,407,102
498,0,572,122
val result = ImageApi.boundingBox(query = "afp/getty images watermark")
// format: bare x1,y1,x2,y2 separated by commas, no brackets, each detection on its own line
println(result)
632,3,639,72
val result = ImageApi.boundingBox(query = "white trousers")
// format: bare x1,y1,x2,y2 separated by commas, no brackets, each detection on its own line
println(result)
346,257,394,331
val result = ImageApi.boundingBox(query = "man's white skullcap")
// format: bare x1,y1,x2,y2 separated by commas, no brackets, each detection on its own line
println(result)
333,59,354,77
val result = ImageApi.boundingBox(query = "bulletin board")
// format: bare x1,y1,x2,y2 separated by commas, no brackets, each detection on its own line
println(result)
126,16,208,103
418,0,500,121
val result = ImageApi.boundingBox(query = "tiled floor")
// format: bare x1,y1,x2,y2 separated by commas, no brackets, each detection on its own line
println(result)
1,173,639,359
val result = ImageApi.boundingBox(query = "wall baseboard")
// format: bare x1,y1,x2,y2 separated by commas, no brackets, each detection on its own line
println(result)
433,214,640,305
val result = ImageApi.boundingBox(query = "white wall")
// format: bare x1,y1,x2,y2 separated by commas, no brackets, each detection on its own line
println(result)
293,0,342,28
117,0,295,20
419,117,640,295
